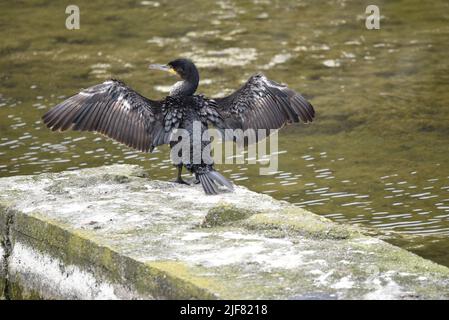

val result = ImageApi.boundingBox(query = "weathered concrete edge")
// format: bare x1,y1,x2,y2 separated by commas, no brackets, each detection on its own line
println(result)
0,203,220,300
0,235,5,299
0,204,11,300
3,200,449,300
2,168,449,299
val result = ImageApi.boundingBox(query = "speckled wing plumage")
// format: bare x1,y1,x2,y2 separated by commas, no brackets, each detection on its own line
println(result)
162,95,224,129
42,80,166,153
162,97,185,131
212,73,315,135
196,95,225,127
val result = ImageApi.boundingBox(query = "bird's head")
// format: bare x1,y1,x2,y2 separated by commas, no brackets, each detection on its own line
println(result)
149,58,198,81
149,58,199,96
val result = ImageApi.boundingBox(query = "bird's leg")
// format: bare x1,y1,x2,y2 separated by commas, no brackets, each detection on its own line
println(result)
173,164,189,185
193,173,200,184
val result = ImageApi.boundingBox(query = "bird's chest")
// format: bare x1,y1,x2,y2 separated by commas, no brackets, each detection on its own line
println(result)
162,96,208,131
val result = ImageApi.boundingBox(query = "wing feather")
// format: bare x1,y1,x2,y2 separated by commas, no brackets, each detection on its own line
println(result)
213,74,314,136
42,79,165,152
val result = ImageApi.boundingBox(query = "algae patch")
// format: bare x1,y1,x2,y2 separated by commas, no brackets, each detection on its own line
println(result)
145,261,221,299
201,203,256,227
243,207,357,240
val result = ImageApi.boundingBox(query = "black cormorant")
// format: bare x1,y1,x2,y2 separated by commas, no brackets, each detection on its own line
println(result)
42,58,315,194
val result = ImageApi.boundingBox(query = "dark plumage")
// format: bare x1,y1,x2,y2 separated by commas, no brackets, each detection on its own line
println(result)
42,58,315,194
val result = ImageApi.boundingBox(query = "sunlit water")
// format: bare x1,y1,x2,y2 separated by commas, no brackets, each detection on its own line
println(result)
1,0,449,266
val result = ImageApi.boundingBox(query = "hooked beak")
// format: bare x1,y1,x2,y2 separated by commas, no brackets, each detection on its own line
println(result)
149,64,178,76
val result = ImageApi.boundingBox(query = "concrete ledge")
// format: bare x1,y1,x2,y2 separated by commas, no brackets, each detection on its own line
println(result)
0,243,5,298
1,164,449,299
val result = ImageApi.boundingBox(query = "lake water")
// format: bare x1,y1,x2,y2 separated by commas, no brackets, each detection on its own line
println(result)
1,0,449,266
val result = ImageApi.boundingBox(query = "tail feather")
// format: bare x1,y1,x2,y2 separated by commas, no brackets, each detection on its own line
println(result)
198,170,234,195
199,174,218,195
208,171,234,191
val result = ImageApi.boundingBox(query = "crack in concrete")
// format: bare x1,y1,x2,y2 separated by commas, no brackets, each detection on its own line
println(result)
1,208,14,300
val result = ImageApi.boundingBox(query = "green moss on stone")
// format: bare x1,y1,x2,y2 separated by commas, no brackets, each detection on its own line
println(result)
0,277,5,300
201,203,256,227
3,208,228,299
243,207,358,240
101,174,130,184
10,211,131,287
8,280,43,300
352,237,449,276
146,261,227,299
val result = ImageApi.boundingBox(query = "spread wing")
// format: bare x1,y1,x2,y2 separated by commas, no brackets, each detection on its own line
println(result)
42,79,168,152
212,74,315,135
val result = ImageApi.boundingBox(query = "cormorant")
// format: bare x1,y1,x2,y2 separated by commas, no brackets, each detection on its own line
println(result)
42,58,315,194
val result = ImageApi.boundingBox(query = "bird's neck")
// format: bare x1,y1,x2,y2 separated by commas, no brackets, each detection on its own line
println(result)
169,72,199,97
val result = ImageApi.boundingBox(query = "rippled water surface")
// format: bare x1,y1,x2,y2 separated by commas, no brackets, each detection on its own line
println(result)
1,0,449,266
